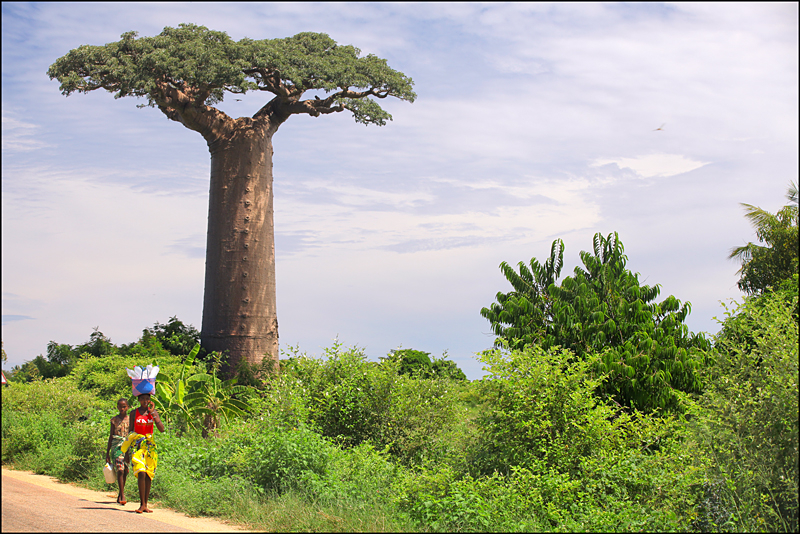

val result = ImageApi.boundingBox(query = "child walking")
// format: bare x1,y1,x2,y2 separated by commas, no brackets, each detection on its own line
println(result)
105,398,130,505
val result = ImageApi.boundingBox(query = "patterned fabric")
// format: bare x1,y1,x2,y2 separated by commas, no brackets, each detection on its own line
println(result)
121,432,158,480
110,414,129,437
109,435,128,475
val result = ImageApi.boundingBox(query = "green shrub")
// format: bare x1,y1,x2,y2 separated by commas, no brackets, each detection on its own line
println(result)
271,342,465,465
1,410,73,474
301,440,402,507
68,350,188,401
306,343,395,448
380,375,461,465
390,348,468,381
1,379,103,422
693,284,799,532
64,412,108,481
472,343,621,475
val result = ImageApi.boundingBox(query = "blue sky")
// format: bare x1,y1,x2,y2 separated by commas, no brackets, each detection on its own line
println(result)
2,2,797,379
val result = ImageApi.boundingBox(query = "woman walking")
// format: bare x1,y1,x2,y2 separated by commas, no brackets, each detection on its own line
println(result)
123,391,164,513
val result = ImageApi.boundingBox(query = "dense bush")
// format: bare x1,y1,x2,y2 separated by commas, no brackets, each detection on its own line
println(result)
262,342,464,465
2,296,795,533
1,378,104,421
692,281,799,532
68,348,187,402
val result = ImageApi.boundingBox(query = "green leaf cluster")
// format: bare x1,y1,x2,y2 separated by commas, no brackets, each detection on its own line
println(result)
47,24,416,126
729,181,799,295
481,232,710,411
155,344,251,437
473,344,620,475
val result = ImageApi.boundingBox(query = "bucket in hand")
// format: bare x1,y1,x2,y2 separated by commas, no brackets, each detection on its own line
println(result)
103,463,116,484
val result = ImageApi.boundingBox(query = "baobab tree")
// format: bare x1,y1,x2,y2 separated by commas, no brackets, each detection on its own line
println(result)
48,24,415,371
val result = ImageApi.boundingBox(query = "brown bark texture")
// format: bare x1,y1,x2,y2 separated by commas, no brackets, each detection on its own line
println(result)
200,118,280,371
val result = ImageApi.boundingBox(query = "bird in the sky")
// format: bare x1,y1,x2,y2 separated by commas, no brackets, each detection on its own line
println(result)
653,123,665,131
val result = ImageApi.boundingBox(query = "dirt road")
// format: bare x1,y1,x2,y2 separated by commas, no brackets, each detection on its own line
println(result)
1,467,252,533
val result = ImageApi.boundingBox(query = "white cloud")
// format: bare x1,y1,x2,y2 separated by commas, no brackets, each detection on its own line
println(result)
1,3,796,377
590,154,710,179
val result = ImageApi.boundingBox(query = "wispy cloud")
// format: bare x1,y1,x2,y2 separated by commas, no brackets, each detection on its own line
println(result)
2,315,35,326
591,154,710,179
1,113,50,151
1,3,796,378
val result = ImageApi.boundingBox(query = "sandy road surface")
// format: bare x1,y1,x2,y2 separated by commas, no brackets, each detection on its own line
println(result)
2,467,253,533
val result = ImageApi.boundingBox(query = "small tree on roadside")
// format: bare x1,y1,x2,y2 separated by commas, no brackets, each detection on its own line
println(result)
482,232,710,411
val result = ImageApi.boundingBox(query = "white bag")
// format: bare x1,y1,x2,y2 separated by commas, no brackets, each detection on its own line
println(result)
103,462,116,484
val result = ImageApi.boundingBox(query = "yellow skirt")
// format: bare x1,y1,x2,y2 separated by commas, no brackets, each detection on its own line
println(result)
121,432,158,480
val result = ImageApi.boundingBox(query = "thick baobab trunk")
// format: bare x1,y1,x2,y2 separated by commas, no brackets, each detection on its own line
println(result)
201,124,278,372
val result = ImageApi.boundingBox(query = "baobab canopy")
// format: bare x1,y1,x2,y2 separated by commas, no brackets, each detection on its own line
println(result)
47,24,416,372
47,23,416,126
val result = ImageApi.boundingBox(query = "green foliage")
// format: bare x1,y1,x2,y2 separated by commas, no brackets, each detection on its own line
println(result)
8,320,795,533
1,406,108,482
481,238,565,346
69,347,182,402
74,327,116,358
155,344,253,437
482,232,710,411
6,333,103,381
389,348,467,381
182,349,253,437
473,343,620,476
693,284,799,532
268,342,462,465
0,378,103,421
392,349,433,377
47,24,416,127
137,316,201,358
294,343,396,448
156,424,409,530
729,181,799,295
160,420,334,494
2,409,71,465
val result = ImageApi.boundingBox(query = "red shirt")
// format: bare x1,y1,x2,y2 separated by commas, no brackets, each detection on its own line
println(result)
134,409,154,435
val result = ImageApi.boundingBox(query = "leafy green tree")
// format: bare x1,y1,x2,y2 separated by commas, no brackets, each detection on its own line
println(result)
430,357,467,382
48,24,416,372
729,181,799,294
8,341,80,381
141,316,201,358
74,327,115,358
389,349,467,381
392,349,434,377
482,232,710,411
480,238,565,348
